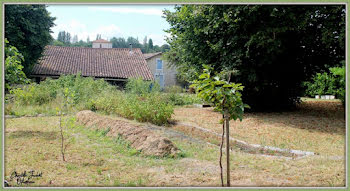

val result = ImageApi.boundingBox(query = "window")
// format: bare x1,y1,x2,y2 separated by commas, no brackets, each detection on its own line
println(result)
156,59,163,70
100,44,102,48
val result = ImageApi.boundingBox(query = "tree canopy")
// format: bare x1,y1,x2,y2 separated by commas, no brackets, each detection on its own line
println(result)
5,5,56,75
164,5,345,110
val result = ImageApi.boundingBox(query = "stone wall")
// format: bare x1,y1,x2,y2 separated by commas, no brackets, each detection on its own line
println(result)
146,54,180,87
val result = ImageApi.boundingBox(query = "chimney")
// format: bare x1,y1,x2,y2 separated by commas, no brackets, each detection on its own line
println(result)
129,43,133,52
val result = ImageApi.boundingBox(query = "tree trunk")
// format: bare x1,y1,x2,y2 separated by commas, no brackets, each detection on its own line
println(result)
219,114,225,187
59,114,65,162
225,117,230,187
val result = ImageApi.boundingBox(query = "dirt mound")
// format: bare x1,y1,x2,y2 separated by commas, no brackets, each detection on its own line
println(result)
76,110,180,157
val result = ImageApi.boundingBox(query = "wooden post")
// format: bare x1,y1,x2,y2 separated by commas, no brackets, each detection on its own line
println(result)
225,115,230,187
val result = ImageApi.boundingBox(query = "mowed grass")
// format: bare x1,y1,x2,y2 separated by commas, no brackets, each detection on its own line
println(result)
173,99,345,156
5,110,345,187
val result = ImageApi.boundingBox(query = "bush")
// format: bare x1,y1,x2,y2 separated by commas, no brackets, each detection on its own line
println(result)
10,74,114,106
92,91,174,125
164,93,202,106
7,74,194,125
304,72,336,97
125,78,160,95
304,63,345,105
164,85,184,93
330,65,345,104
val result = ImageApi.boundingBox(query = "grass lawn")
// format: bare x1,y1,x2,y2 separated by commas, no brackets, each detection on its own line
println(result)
173,99,345,156
4,99,345,187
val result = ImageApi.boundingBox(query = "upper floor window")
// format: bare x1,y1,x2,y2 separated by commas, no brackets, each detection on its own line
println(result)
156,59,163,70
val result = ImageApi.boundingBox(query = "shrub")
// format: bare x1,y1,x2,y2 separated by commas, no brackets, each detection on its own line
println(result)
93,91,174,125
165,93,202,106
164,85,184,93
10,74,114,106
304,62,345,105
304,72,336,97
7,74,176,125
330,65,345,104
125,78,160,95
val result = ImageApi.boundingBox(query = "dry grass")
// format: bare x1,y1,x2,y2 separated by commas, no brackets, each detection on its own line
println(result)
4,98,346,187
173,99,345,156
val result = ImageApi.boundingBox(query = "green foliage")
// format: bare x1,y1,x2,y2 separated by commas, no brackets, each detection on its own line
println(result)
191,66,249,121
125,78,161,95
164,85,184,93
57,31,71,45
164,93,202,106
304,73,336,96
5,5,55,74
7,74,202,125
4,39,29,91
52,40,65,46
330,64,345,104
304,62,345,104
10,74,113,106
164,5,345,110
92,91,174,126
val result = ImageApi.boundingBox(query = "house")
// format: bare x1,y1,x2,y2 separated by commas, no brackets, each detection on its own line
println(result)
31,39,153,85
92,39,112,48
143,52,179,88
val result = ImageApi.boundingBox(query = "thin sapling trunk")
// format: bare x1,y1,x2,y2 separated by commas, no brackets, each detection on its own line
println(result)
59,112,65,161
219,114,225,187
225,114,230,187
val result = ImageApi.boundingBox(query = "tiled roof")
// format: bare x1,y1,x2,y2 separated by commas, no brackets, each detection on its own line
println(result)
143,52,162,60
92,39,110,43
32,46,153,80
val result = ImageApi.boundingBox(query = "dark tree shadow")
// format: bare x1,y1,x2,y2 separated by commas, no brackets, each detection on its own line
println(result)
6,130,58,140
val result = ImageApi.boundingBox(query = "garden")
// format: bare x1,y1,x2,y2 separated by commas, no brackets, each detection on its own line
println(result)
4,4,346,188
4,74,346,187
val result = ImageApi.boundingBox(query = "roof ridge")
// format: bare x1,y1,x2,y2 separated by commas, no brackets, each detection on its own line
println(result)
33,46,153,80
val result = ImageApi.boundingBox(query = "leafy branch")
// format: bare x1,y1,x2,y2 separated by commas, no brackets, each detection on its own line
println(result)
191,65,249,187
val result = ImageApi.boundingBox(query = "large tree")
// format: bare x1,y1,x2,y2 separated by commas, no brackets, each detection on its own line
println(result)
5,5,55,75
110,37,128,48
57,31,71,45
164,5,345,110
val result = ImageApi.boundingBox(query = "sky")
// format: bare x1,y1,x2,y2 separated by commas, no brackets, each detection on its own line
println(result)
47,5,175,46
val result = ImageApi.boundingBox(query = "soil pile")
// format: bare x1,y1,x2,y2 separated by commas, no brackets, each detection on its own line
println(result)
76,110,180,157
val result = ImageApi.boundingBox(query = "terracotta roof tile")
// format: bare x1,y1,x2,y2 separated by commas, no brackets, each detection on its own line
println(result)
143,52,162,60
32,46,153,80
92,39,110,43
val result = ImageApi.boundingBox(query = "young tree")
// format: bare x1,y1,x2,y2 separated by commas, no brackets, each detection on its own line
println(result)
5,5,55,75
57,88,76,162
191,65,249,187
